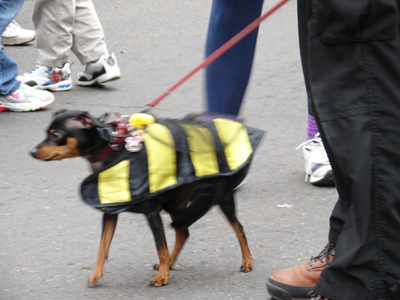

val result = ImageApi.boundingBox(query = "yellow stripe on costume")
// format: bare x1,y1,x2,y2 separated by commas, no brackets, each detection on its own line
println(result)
213,118,253,170
145,123,177,193
98,160,132,204
180,124,219,177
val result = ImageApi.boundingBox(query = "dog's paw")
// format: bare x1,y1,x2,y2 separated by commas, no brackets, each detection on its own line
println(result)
149,273,169,287
240,258,254,273
88,272,102,287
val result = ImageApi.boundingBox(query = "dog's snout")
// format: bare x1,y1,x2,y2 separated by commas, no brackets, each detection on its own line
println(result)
30,147,38,158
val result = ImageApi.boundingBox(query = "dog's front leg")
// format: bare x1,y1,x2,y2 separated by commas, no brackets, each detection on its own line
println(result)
89,214,118,287
145,209,171,287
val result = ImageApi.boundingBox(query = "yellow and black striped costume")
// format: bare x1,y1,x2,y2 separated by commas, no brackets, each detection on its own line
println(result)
81,116,264,214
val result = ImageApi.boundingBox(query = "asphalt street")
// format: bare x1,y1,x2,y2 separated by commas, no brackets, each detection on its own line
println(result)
0,1,338,299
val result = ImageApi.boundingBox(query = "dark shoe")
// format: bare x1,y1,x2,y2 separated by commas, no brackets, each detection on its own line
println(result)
267,243,335,300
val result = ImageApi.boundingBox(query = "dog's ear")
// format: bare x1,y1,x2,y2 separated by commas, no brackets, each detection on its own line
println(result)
79,112,106,129
97,112,110,123
54,109,68,116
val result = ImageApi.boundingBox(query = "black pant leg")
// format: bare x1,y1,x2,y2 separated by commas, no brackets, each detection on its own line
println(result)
298,0,400,299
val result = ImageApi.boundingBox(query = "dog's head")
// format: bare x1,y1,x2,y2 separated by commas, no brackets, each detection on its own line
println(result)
30,110,107,161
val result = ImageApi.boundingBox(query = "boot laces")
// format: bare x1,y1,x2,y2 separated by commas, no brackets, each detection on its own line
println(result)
309,242,335,267
308,290,331,300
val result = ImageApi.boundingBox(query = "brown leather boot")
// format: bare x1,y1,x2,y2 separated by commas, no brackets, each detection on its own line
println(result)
267,243,335,300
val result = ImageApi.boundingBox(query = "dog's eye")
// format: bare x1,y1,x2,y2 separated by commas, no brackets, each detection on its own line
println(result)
50,132,63,141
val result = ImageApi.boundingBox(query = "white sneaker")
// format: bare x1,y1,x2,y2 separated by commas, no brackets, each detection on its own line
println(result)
296,133,335,186
1,20,35,46
0,83,54,112
77,52,121,86
17,63,72,92
0,103,10,112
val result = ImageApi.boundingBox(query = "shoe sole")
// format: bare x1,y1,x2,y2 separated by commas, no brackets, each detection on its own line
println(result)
1,36,35,46
0,101,53,112
76,71,121,86
309,169,335,187
40,82,72,92
267,278,314,300
25,80,72,92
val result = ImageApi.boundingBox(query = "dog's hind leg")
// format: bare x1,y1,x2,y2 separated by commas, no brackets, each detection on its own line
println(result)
145,208,171,287
153,216,189,271
89,214,118,287
161,186,196,269
170,215,189,267
219,192,254,273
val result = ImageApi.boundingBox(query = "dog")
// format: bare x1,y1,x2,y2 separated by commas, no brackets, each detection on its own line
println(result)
30,109,264,287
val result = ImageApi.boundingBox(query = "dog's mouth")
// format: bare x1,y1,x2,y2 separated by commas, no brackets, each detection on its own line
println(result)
33,152,60,161
32,147,69,161
44,154,59,161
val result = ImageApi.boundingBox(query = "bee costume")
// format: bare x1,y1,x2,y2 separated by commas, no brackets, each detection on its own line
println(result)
81,113,264,215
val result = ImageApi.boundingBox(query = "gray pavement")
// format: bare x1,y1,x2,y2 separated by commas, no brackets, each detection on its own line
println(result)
0,1,337,299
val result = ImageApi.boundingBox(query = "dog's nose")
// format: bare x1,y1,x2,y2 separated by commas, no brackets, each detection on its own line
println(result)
30,147,38,158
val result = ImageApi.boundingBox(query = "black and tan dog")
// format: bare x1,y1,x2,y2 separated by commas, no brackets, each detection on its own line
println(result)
30,110,264,287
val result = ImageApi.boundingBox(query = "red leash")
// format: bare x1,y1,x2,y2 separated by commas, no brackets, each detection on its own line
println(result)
141,0,289,112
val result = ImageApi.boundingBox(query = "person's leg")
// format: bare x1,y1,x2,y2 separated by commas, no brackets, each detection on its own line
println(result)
70,0,108,65
298,0,348,252
299,3,400,298
267,2,346,298
33,0,75,67
0,0,55,111
205,0,263,116
300,99,335,186
0,0,24,96
71,0,120,86
15,0,74,92
291,0,400,299
307,101,318,140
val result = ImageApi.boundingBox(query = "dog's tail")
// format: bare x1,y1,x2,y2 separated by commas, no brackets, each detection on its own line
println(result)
171,178,231,230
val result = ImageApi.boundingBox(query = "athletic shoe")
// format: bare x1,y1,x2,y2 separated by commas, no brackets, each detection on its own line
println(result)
0,83,54,112
267,243,335,300
17,63,72,92
296,133,335,186
77,52,121,86
1,20,35,46
0,104,10,112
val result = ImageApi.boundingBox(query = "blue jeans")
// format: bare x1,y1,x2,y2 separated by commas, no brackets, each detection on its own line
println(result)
205,0,264,116
0,0,24,96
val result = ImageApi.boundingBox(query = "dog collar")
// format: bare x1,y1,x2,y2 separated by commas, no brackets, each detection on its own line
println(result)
88,145,114,163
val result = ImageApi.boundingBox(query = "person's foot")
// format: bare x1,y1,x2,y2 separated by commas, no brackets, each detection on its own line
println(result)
17,63,72,92
0,83,54,112
77,52,121,86
266,243,335,300
1,20,35,46
297,133,335,186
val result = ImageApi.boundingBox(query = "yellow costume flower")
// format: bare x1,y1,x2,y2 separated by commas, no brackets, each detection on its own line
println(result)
129,113,155,130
